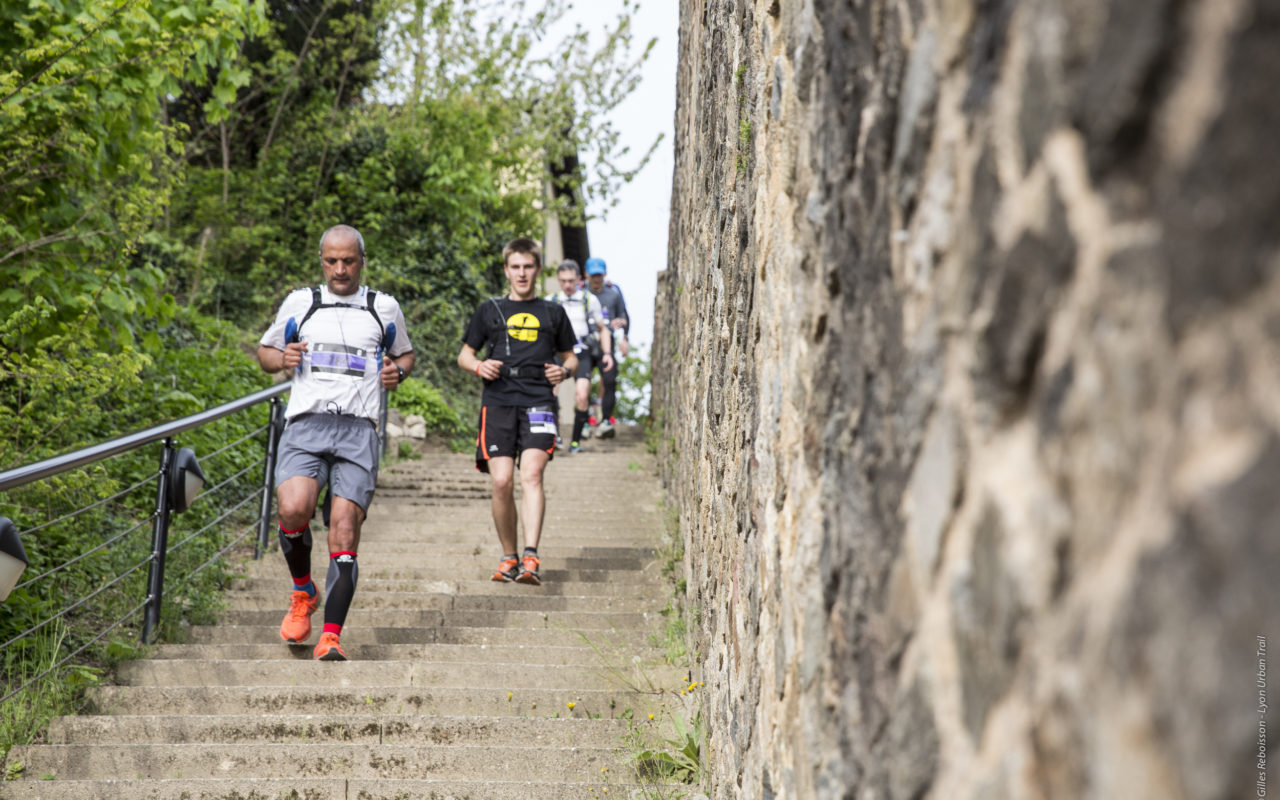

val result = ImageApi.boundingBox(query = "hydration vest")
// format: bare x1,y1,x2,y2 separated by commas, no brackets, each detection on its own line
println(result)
287,286,390,358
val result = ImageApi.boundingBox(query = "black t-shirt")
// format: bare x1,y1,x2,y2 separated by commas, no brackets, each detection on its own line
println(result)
462,297,575,406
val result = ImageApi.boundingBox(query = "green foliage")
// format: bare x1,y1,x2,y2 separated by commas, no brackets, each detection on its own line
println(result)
629,710,704,785
613,343,651,423
0,0,266,344
0,622,102,754
0,296,147,470
382,0,660,221
736,117,752,176
388,376,462,435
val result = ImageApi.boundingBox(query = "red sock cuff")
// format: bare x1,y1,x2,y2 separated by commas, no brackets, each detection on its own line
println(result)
331,551,357,559
322,623,342,636
291,575,312,587
280,524,308,535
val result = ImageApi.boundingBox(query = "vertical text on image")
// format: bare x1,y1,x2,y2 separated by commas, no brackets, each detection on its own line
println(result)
1259,635,1268,798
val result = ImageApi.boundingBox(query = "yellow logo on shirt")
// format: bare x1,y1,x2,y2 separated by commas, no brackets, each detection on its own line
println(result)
506,312,540,342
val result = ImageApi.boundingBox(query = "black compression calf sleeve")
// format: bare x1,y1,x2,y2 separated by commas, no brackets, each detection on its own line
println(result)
601,363,619,420
572,409,588,443
323,552,359,629
278,525,313,580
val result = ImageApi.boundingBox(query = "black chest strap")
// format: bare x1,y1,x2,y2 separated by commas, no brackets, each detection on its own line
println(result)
292,287,385,351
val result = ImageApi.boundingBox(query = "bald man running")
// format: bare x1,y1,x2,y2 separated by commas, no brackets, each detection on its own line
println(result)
257,224,415,660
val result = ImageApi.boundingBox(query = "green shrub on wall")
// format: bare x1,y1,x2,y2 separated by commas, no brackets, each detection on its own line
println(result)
388,377,462,435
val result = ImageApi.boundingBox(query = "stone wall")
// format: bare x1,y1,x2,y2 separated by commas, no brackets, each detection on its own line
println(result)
651,1,1279,798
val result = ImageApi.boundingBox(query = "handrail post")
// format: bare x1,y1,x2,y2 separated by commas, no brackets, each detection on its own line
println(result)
255,397,284,558
141,439,175,644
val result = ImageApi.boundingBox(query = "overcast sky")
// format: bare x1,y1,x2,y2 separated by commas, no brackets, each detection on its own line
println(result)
564,2,678,351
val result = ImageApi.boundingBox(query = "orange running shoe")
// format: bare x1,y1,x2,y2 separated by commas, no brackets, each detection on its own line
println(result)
279,589,319,643
313,631,347,661
515,554,541,585
491,556,520,582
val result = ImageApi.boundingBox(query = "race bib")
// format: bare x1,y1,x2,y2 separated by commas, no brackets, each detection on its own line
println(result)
527,406,557,435
310,343,369,379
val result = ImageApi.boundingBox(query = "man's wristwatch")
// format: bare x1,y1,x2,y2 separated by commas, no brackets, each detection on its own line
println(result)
395,364,406,383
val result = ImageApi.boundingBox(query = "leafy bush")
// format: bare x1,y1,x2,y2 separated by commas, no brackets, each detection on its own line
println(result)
389,377,462,435
614,343,652,423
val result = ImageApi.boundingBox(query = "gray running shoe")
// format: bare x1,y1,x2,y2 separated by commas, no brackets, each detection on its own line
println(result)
597,419,615,439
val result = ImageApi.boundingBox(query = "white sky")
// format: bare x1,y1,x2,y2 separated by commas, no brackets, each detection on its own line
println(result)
561,2,678,350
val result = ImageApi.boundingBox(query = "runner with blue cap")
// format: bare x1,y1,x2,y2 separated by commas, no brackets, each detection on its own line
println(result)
583,257,630,438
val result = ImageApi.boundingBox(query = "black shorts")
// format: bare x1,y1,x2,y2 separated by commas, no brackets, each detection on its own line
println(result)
573,346,596,380
475,404,558,472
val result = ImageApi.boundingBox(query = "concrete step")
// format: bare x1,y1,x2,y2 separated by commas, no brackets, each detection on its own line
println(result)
223,591,662,614
348,523,663,540
147,642,668,665
6,742,619,781
85,685,665,717
244,541,656,558
0,777,654,799
216,608,660,631
229,577,668,599
182,624,655,649
239,565,665,584
114,659,683,691
267,542,658,559
287,550,653,571
44,713,631,745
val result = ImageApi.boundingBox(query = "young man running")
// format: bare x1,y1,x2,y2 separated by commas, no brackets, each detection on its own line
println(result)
457,238,576,585
583,257,630,438
547,260,613,453
257,224,414,660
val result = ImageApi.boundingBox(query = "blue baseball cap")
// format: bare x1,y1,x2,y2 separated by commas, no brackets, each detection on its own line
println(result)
584,257,607,276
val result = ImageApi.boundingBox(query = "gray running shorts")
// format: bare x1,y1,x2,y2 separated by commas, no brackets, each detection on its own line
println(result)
275,413,380,511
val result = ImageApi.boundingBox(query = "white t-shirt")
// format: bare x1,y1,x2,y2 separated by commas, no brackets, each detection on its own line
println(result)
546,289,604,346
260,285,412,421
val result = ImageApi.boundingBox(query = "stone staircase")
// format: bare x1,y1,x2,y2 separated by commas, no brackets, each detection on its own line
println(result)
3,428,679,799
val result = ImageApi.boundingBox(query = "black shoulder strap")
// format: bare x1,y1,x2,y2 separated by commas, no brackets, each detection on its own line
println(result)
488,297,509,358
296,286,385,349
298,286,323,329
365,290,382,334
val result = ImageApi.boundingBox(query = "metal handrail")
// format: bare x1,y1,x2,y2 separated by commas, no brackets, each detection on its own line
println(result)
0,380,293,652
0,382,292,493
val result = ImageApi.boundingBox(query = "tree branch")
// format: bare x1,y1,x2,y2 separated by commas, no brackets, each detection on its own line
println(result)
0,216,103,267
258,0,335,164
